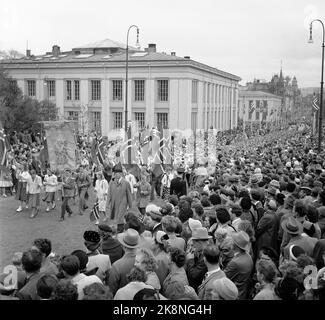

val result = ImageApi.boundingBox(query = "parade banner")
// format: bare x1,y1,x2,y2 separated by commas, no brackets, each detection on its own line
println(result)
43,121,77,171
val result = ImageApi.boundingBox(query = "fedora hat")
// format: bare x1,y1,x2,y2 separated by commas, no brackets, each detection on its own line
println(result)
231,231,250,252
119,228,139,248
191,227,212,241
281,217,303,236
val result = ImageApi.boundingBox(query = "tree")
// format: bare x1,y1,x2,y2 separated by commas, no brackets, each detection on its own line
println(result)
0,67,58,132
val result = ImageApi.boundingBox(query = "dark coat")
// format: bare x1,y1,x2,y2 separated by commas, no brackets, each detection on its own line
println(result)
108,178,132,224
108,252,136,296
185,251,207,292
170,177,187,198
15,272,42,300
224,252,254,300
256,211,278,253
101,237,124,264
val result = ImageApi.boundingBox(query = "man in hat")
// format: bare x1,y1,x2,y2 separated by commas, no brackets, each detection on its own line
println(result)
170,167,187,199
281,216,317,260
185,227,212,292
83,230,111,282
98,224,124,264
224,231,254,300
60,168,75,221
108,163,133,233
108,228,139,296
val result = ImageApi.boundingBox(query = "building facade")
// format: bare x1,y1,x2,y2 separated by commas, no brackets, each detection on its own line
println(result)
2,39,241,136
238,90,282,125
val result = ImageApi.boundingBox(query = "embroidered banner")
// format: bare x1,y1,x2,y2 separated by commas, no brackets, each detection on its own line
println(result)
43,121,77,171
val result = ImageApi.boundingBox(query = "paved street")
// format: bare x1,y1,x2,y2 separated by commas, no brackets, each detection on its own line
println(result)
0,192,98,272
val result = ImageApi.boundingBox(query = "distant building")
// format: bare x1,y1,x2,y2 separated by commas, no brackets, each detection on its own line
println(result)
238,90,282,124
245,67,302,121
1,39,241,135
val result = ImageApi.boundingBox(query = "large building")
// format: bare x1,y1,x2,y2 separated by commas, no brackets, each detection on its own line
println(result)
245,67,302,122
1,39,241,136
238,89,282,125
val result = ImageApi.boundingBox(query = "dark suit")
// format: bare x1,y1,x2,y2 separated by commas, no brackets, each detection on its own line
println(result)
186,251,207,292
224,252,254,300
16,272,41,300
170,177,187,198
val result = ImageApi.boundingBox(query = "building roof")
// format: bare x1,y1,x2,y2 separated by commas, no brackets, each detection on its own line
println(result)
1,50,241,81
239,90,282,99
72,38,136,50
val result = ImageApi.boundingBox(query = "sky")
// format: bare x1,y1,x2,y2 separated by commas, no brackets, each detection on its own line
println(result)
1,0,325,87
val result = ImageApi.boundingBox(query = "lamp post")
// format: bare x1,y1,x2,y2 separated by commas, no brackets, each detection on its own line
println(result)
125,25,140,133
309,19,325,153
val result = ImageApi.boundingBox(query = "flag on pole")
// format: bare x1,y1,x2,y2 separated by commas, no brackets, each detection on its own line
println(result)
89,202,100,222
312,93,319,111
96,135,105,165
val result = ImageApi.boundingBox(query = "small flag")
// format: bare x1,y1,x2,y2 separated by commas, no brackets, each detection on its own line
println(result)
312,93,319,111
96,136,105,165
89,202,100,222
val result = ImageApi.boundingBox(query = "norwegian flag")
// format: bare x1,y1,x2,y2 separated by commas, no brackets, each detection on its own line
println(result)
312,93,319,111
96,135,105,165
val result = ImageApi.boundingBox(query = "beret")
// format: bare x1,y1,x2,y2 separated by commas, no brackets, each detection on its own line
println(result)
83,230,101,243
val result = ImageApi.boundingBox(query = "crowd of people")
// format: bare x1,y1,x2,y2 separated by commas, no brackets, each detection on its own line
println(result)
1,121,325,300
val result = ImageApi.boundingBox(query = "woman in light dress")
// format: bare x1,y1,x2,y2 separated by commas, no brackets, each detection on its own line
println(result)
15,163,31,212
94,171,109,224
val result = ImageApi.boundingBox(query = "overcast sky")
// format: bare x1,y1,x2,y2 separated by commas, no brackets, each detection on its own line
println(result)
1,0,325,87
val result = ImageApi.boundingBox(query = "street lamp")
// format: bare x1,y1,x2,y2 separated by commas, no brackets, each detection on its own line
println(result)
308,19,325,153
125,25,140,133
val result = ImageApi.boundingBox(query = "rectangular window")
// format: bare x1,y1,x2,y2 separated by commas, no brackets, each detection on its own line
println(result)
27,80,36,97
157,112,168,128
113,112,123,129
92,112,101,134
135,112,145,130
134,80,145,101
91,80,101,101
74,80,80,100
192,80,198,103
113,80,123,101
66,80,72,100
157,80,168,102
46,80,55,97
67,111,79,121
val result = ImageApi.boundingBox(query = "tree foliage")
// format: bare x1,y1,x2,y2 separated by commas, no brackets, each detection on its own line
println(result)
0,67,58,132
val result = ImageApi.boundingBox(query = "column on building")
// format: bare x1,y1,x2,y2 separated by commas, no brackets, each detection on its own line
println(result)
212,84,216,129
55,79,64,120
17,79,25,95
197,81,204,130
102,75,109,136
145,78,155,128
169,79,179,129
36,79,45,102
234,86,239,128
220,85,224,131
218,84,221,131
